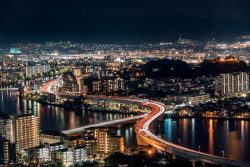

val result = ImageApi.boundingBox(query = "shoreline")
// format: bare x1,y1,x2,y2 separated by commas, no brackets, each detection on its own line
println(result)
18,95,141,115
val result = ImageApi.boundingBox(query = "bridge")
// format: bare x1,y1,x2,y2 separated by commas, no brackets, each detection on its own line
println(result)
62,114,146,135
134,101,250,167
0,87,18,91
40,79,250,167
0,88,18,91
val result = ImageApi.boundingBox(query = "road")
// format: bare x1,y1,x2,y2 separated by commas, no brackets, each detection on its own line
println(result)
40,79,250,167
134,101,250,167
62,114,146,135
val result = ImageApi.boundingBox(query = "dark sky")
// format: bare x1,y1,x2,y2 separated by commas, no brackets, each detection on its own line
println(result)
0,0,250,44
1,0,249,20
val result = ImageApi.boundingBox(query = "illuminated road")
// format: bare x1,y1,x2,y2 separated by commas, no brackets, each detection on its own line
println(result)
62,114,146,135
134,101,250,167
40,80,250,166
0,88,18,91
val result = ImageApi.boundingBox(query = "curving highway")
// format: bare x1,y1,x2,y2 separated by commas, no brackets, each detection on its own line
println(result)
134,101,250,167
40,80,250,167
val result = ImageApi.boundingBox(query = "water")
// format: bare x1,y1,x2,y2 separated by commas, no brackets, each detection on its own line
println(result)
155,117,250,162
0,91,137,148
3,91,250,161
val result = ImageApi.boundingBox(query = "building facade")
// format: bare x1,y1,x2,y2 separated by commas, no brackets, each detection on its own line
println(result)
16,114,40,153
25,64,50,78
216,72,249,97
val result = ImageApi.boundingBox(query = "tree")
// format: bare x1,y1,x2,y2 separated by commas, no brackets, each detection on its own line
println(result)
74,160,98,167
55,159,63,167
141,59,190,79
104,152,124,167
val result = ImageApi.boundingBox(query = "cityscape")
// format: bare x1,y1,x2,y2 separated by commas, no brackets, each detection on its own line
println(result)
2,0,250,167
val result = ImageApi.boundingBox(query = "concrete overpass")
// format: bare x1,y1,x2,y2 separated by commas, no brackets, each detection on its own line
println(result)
134,101,250,167
41,79,250,167
62,114,146,135
0,88,18,91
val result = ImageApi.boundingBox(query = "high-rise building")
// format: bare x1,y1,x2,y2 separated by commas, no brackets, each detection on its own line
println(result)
81,129,97,156
72,68,82,78
28,145,51,163
57,146,88,167
0,137,16,165
89,77,127,95
16,114,40,153
0,138,10,165
62,71,79,93
73,146,88,163
59,149,74,167
0,113,16,143
216,72,249,97
94,128,125,154
25,64,50,78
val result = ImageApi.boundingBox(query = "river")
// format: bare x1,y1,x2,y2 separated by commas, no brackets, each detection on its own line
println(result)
0,91,137,148
2,91,250,162
155,117,250,162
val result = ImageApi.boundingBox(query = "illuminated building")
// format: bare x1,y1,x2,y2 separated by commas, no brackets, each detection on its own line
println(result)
81,129,97,155
73,146,87,163
89,77,127,95
94,128,125,154
92,80,101,93
62,71,79,93
0,138,10,165
58,148,74,167
10,48,22,54
57,147,87,167
72,68,82,78
28,143,65,164
64,136,85,147
97,70,112,79
0,113,16,143
216,72,249,97
166,93,210,105
16,114,40,153
0,137,16,165
40,131,65,145
28,145,51,163
25,64,50,78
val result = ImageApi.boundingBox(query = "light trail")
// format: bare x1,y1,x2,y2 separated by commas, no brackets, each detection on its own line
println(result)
40,80,250,166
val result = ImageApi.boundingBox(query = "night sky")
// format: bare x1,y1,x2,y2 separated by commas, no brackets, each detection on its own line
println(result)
1,0,250,44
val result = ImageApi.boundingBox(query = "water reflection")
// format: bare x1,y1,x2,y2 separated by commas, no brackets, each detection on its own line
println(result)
157,118,250,162
0,91,131,131
208,119,214,154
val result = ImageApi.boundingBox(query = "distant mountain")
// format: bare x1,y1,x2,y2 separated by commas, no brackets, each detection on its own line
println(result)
1,14,250,44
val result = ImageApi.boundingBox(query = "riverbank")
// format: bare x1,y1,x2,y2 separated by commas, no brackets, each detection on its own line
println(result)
19,94,142,115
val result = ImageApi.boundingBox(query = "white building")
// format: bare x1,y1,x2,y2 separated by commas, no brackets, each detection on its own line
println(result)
74,146,88,163
25,64,50,77
0,115,15,143
58,147,88,167
166,93,210,105
216,72,249,97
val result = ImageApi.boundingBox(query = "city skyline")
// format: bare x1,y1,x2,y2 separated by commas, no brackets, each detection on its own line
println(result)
1,1,250,167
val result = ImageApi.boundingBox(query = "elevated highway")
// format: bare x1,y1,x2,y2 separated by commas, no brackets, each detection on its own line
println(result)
41,79,250,167
62,114,145,135
134,101,250,167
